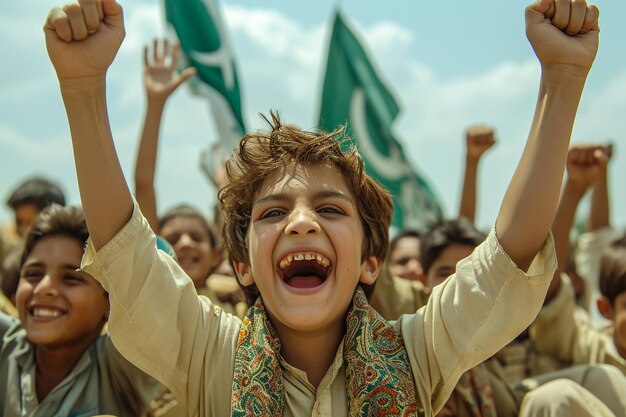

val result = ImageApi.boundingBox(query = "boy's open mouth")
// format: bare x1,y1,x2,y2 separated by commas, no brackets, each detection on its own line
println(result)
278,252,331,289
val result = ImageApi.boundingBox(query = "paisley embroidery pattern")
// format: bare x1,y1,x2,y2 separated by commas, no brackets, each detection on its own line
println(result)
231,287,423,416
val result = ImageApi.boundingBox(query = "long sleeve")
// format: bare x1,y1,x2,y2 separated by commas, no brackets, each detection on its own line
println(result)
398,228,556,415
81,200,240,416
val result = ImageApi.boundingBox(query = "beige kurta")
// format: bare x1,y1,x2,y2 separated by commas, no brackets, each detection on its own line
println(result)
531,273,626,375
369,262,429,321
575,227,621,326
81,202,555,417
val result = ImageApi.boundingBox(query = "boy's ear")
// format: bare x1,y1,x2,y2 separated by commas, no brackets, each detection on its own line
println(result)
597,296,614,320
359,256,381,285
232,260,255,286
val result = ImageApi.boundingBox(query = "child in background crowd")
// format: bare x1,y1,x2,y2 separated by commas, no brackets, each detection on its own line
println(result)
418,216,626,417
5,177,65,240
1,177,66,289
388,229,426,284
1,177,67,314
44,0,600,415
0,205,158,416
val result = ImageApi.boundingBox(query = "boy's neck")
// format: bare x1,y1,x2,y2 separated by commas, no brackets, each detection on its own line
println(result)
33,335,98,402
274,317,345,389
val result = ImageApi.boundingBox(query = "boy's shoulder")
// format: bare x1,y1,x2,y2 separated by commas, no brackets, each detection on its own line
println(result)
0,315,29,356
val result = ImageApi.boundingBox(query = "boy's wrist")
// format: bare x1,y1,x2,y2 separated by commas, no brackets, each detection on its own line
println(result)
465,154,481,164
564,178,589,199
59,74,107,95
145,97,167,112
540,64,588,92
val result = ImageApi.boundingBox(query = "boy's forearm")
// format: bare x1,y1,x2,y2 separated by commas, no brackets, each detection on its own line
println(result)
496,71,586,271
459,158,479,223
589,169,609,231
134,100,165,231
60,76,133,250
554,180,586,269
547,179,586,300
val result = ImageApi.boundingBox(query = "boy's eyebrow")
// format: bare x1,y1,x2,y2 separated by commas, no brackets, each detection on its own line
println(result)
22,260,44,268
254,190,354,206
21,261,82,271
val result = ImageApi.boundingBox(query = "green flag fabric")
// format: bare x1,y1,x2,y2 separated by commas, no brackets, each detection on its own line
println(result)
318,12,442,230
164,0,245,153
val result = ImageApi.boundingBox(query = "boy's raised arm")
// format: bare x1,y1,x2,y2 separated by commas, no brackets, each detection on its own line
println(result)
45,0,129,250
134,39,196,231
495,0,599,270
588,144,612,231
458,124,496,224
548,144,605,300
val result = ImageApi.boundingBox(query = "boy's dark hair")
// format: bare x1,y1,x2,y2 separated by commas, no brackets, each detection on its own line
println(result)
219,112,393,305
599,235,626,305
6,177,65,210
420,217,486,274
158,204,218,249
20,205,88,270
389,229,421,259
1,246,22,299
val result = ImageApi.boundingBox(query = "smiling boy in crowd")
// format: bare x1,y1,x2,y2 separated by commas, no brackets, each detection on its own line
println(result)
0,205,158,416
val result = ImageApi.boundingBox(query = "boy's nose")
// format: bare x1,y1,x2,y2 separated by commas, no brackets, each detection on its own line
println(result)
285,210,321,236
408,260,424,276
177,233,194,248
33,274,59,297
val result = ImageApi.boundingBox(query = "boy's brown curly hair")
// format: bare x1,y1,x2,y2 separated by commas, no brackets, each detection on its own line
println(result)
218,112,393,304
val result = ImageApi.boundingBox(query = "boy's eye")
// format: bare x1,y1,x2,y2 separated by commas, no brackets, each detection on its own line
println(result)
189,233,207,243
22,270,43,281
163,234,180,245
63,274,85,284
392,257,410,266
260,208,286,219
318,206,343,215
63,272,85,282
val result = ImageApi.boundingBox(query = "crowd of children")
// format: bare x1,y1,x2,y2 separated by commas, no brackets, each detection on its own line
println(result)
2,0,625,416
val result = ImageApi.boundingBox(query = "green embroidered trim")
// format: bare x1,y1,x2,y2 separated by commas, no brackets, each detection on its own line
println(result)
231,287,422,416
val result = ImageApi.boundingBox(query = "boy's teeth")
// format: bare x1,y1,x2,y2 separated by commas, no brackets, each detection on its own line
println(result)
32,308,62,318
279,252,330,269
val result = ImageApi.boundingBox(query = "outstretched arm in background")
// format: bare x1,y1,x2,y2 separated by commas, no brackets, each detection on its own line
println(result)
495,0,599,271
588,144,612,231
134,39,195,231
459,125,496,224
548,145,606,301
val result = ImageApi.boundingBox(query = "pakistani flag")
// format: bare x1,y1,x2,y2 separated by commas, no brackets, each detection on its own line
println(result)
164,0,245,154
319,12,442,230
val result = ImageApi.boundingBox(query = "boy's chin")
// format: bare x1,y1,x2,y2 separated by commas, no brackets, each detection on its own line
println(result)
267,297,352,333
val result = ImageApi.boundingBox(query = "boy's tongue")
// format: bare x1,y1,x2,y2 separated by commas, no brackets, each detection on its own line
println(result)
287,275,324,288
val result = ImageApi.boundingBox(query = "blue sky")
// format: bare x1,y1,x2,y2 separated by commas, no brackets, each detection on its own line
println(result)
1,0,625,232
